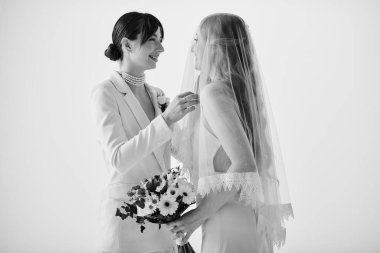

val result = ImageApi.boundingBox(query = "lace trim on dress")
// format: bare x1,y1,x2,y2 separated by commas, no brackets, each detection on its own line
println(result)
197,171,294,250
257,203,294,249
197,172,264,208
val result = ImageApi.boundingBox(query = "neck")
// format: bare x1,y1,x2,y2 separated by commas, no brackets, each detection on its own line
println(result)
118,63,146,88
119,61,145,77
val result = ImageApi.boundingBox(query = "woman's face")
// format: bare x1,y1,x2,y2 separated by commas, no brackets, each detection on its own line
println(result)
191,29,206,70
127,29,165,72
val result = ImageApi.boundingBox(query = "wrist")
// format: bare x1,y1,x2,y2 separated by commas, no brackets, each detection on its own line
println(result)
162,112,172,126
194,204,211,222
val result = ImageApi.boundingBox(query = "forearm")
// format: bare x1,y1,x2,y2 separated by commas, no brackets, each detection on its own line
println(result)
109,115,171,172
169,122,187,163
196,163,262,219
92,85,172,174
196,188,238,220
225,161,257,174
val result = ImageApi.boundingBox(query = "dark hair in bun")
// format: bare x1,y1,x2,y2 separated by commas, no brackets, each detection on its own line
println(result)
104,43,122,61
104,12,164,61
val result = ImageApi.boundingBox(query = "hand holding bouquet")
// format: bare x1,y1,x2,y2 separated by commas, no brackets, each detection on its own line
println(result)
116,166,196,253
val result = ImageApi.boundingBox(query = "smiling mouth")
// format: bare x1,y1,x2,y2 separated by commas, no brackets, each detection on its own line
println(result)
149,55,158,62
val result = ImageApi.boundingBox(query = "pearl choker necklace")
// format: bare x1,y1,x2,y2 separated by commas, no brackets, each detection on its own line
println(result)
121,72,146,87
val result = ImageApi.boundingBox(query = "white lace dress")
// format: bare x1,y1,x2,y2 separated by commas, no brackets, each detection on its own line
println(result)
195,107,269,253
172,85,292,252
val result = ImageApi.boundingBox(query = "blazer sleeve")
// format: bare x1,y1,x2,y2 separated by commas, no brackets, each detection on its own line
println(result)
91,83,172,174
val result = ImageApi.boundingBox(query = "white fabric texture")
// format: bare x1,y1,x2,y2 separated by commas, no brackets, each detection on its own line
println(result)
197,172,264,209
91,71,176,253
172,13,293,252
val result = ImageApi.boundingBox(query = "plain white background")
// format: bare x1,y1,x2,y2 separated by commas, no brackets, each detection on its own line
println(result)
0,0,379,252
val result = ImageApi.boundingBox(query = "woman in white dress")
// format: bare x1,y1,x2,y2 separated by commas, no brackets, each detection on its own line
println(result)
91,12,198,253
169,13,293,253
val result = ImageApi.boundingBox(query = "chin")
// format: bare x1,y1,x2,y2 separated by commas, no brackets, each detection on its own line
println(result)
144,63,156,70
147,60,158,70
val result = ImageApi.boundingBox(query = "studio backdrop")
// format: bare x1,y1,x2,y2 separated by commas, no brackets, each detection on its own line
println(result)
0,0,379,252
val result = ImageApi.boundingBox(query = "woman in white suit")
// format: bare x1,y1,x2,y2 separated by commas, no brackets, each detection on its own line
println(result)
91,12,198,253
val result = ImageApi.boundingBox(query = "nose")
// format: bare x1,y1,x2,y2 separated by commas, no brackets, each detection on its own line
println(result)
157,42,164,53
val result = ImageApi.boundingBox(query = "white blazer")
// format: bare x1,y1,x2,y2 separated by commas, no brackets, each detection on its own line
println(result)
91,71,176,253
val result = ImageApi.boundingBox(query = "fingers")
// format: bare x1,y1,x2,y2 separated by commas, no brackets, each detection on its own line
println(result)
181,230,193,245
168,225,194,245
163,92,199,125
179,94,199,104
176,230,193,246
170,228,184,240
178,91,194,98
166,223,181,234
182,99,199,108
166,222,176,228
172,230,184,240
184,105,196,113
180,95,199,114
178,93,199,104
170,225,183,234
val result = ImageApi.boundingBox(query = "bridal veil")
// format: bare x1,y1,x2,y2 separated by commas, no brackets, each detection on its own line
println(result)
172,13,293,249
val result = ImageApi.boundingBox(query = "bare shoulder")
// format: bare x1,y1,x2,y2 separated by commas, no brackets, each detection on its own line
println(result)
200,81,234,106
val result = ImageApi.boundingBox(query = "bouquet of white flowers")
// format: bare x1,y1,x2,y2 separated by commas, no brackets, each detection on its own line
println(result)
116,166,196,253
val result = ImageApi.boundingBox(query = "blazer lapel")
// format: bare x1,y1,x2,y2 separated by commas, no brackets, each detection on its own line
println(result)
110,71,167,172
144,83,162,117
145,83,167,171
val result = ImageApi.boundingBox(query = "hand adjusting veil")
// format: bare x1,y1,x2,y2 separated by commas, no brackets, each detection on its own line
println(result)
172,13,293,249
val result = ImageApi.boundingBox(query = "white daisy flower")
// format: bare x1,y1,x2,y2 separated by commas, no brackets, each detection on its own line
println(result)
144,194,159,210
158,194,179,216
167,173,175,184
127,190,139,202
167,185,180,200
181,183,196,205
118,207,128,215
150,193,159,205
142,179,150,189
137,200,156,216
156,178,167,193
124,196,134,205
179,167,191,180
174,178,187,188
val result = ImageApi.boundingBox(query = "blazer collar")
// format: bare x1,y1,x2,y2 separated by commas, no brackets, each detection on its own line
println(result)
110,71,166,172
110,71,129,94
144,82,162,117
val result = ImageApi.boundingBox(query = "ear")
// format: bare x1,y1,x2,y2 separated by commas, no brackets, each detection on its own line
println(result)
121,37,132,52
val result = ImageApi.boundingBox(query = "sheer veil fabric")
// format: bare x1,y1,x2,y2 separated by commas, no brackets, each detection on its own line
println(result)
172,13,293,250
